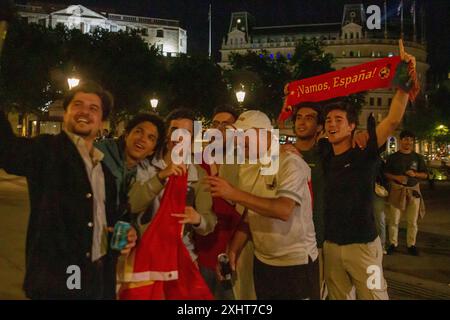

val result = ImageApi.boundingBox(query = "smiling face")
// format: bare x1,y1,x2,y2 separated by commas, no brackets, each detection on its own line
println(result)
125,121,159,163
325,109,355,145
294,107,322,140
63,92,103,141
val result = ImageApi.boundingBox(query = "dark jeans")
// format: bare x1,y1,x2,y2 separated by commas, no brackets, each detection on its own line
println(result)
253,255,320,300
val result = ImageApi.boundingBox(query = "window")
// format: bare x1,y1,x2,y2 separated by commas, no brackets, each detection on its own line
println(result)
156,29,164,38
356,32,360,39
370,97,374,106
344,33,348,39
350,51,354,57
167,52,172,58
350,32,354,39
38,18,46,27
141,28,148,36
388,98,392,106
377,97,382,106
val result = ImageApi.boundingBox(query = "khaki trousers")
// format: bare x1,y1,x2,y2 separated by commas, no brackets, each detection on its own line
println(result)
387,197,420,247
318,248,327,300
232,240,256,300
324,237,389,300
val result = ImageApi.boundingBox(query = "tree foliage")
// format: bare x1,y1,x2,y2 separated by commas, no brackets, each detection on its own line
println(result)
0,21,165,131
0,21,62,114
164,54,230,119
290,38,335,80
226,50,291,118
404,81,450,142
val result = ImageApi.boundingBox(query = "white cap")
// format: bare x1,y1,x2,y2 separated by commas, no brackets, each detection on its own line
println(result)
233,110,273,130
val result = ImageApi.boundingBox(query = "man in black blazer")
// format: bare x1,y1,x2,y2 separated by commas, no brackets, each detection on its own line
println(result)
0,81,137,299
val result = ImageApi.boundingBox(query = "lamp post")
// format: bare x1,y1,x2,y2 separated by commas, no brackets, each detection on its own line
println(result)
150,97,159,113
67,66,80,90
67,77,80,90
235,85,246,112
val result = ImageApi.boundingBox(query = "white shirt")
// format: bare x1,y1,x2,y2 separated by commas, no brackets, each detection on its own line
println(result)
65,130,108,262
241,152,318,266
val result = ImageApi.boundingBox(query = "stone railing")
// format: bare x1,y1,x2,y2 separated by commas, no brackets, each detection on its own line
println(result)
107,13,179,27
222,37,426,51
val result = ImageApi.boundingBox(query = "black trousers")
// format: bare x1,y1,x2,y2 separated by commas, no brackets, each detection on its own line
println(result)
253,255,320,300
29,256,112,300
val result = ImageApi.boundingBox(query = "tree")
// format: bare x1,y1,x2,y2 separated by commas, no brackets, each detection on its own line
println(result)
405,81,450,143
290,38,366,115
60,28,166,131
0,19,168,133
164,54,230,119
0,20,62,114
290,38,335,80
225,50,291,119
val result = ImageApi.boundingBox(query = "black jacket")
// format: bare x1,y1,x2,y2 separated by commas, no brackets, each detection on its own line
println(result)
0,112,120,299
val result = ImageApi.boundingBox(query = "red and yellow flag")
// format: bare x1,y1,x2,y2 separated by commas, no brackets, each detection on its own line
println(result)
118,175,213,300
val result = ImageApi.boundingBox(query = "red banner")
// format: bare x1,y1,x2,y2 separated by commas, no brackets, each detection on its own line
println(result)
278,56,402,121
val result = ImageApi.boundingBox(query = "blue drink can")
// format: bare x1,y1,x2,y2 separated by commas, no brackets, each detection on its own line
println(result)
111,221,131,251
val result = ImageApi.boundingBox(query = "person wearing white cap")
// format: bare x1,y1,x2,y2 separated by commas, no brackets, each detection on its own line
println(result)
207,110,319,300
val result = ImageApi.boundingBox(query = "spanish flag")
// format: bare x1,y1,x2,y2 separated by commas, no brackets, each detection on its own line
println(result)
118,175,213,300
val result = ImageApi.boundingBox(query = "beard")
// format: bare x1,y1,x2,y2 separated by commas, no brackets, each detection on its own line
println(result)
67,121,94,138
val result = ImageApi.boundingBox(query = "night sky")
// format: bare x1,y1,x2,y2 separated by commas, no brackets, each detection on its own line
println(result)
14,0,450,80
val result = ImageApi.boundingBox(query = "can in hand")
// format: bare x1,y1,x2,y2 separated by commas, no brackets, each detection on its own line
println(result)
110,221,131,251
218,253,232,281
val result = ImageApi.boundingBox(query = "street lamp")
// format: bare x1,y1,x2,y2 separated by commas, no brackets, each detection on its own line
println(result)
235,87,246,104
150,97,159,112
67,77,80,90
235,85,246,112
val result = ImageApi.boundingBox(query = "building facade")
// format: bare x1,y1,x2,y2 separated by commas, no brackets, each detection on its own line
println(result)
16,3,187,57
219,4,429,148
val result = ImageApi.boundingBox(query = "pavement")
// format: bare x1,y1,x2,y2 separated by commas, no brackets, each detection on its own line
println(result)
0,169,449,300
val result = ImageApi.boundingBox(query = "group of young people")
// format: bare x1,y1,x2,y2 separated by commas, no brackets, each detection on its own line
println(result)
0,43,423,300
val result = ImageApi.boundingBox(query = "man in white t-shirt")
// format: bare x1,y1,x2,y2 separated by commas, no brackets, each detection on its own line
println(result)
206,110,319,300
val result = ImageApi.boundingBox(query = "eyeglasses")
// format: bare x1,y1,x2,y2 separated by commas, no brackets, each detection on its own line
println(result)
211,120,233,129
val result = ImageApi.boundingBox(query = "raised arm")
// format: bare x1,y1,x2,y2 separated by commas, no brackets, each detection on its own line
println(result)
0,111,40,177
376,40,418,147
